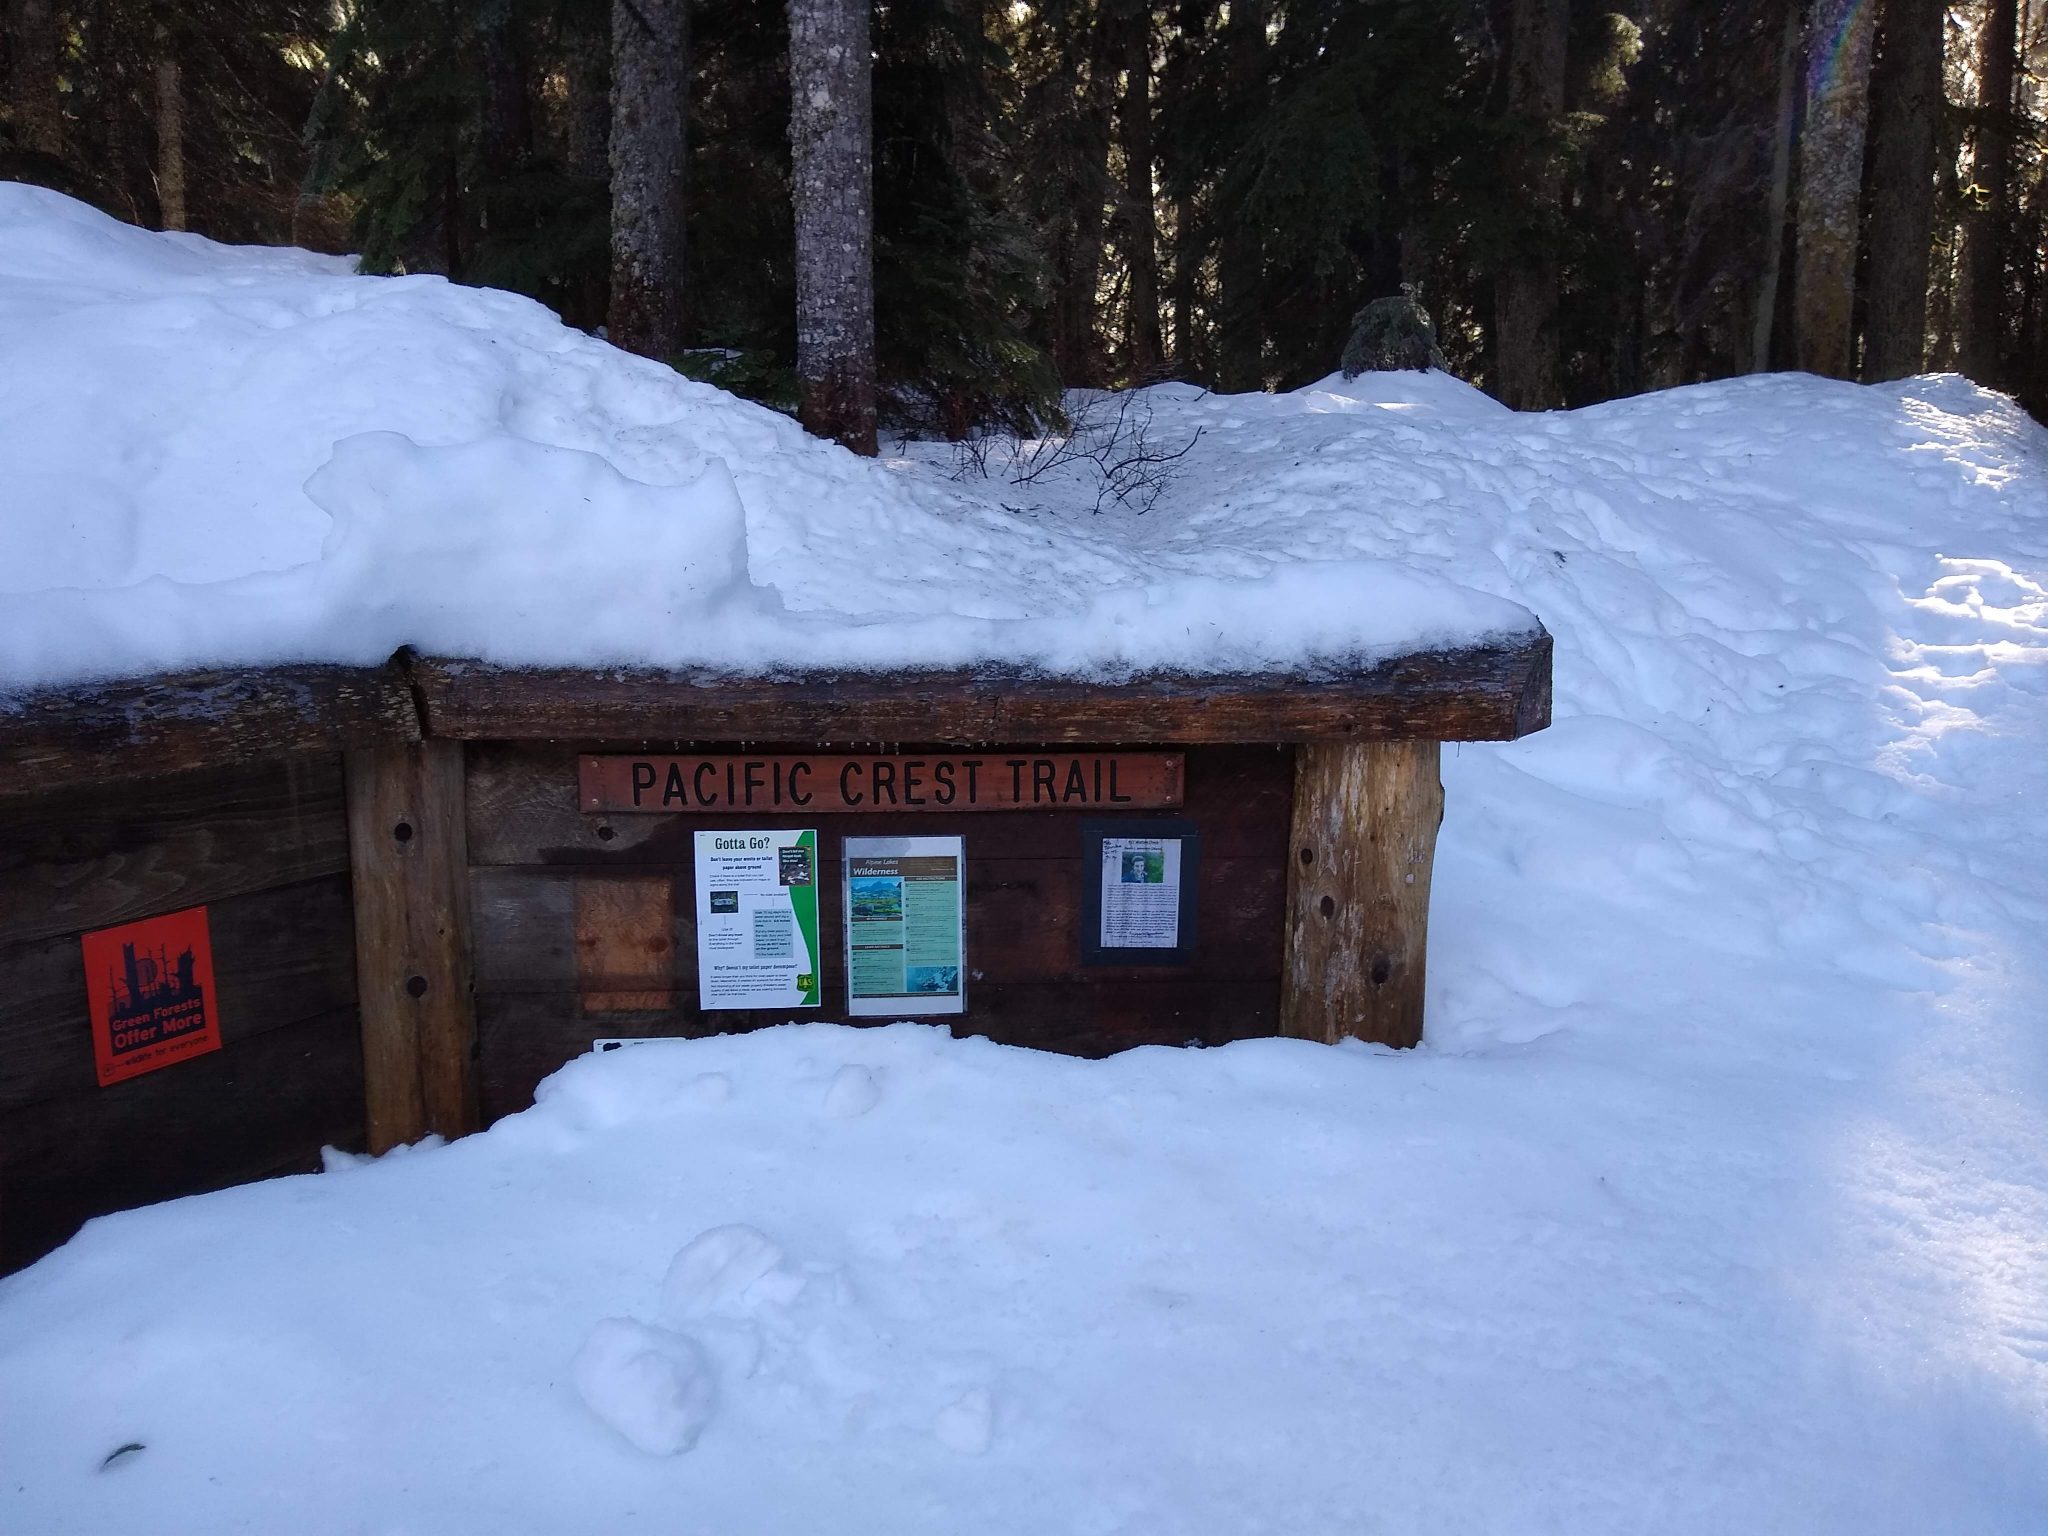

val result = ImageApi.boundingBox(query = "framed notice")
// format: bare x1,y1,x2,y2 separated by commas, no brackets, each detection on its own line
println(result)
80,905,224,1086
1080,820,1201,966
692,830,822,1011
843,836,966,1017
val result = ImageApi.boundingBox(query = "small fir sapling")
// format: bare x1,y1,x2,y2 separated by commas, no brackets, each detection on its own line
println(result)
1341,284,1450,377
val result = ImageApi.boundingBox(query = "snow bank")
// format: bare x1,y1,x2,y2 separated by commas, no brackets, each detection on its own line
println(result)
0,185,1535,689
4,185,2048,1533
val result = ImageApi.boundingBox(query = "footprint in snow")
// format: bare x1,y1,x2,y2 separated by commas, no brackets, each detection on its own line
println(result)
823,1064,881,1119
572,1318,716,1456
662,1224,805,1321
691,1072,733,1105
934,1388,994,1456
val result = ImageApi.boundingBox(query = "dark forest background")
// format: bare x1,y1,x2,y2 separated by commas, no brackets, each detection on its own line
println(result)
2,0,2044,432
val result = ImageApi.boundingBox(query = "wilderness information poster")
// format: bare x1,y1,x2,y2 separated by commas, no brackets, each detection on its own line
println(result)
691,830,822,1011
843,836,966,1017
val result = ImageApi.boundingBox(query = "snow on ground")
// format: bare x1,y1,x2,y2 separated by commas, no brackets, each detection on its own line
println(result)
4,190,2048,1531
0,184,1532,690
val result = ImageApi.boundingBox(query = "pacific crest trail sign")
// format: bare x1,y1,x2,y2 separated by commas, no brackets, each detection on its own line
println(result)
579,753,1184,814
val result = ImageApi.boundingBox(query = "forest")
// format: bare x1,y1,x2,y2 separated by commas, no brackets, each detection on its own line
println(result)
2,0,2044,440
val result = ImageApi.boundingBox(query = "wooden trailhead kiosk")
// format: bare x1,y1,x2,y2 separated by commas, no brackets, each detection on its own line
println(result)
0,636,1551,1271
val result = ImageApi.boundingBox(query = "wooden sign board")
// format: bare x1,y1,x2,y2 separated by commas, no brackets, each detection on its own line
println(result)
580,752,1183,814
80,905,224,1086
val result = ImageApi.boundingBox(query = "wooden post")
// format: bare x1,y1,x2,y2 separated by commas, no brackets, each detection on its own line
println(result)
345,740,477,1151
1281,740,1442,1048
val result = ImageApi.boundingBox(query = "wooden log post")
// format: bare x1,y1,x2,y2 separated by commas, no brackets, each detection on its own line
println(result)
1281,740,1443,1048
345,740,478,1150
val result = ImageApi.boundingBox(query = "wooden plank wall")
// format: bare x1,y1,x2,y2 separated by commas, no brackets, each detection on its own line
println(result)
0,757,364,1273
467,743,1295,1124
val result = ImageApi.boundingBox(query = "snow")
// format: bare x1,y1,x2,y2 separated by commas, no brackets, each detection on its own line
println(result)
4,188,2048,1531
0,184,1535,691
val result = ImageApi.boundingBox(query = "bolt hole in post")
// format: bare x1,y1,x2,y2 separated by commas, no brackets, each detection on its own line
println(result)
405,974,428,999
392,820,414,843
1299,846,1314,866
1319,894,1335,919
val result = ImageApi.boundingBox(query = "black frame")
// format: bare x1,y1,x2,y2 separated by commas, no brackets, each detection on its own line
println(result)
1079,818,1201,967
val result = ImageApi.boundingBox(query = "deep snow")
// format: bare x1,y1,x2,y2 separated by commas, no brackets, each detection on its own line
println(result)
3,190,2048,1533
0,183,1534,688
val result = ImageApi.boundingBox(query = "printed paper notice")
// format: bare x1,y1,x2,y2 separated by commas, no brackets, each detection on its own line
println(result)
844,836,965,1016
693,830,821,1010
1099,837,1183,949
81,905,223,1086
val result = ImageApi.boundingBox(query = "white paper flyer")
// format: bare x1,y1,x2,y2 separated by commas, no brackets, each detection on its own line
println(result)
1098,836,1183,949
692,829,821,1010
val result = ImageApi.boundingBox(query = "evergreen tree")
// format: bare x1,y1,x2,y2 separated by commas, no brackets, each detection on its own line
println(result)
1863,0,1946,381
1960,0,2020,387
1794,0,1877,377
789,0,879,453
1496,0,1570,409
609,0,687,359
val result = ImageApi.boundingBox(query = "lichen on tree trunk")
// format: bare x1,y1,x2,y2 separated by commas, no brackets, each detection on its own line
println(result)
609,0,687,362
1793,0,1876,379
155,26,185,233
788,0,879,456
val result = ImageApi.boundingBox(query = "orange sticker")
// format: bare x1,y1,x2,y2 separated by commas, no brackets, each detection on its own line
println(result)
80,906,223,1086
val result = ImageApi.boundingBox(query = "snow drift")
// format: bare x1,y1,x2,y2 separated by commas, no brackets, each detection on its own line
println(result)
3,187,2048,1534
0,184,1535,689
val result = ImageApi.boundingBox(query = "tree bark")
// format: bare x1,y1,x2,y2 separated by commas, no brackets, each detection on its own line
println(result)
479,4,533,181
1164,1,1204,373
1280,741,1442,1050
609,0,688,361
9,0,64,159
1959,0,2018,386
154,24,185,232
1861,0,1945,381
1495,0,1569,410
1753,0,1802,372
1793,0,1877,377
1215,0,1265,392
788,0,878,455
1118,3,1163,382
1052,14,1117,388
567,18,612,185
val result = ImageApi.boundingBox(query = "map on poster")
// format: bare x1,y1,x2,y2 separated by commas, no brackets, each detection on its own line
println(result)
843,836,965,1017
692,830,821,1011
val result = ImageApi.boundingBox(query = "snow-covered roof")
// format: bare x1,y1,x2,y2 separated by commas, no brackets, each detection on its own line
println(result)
0,184,1539,695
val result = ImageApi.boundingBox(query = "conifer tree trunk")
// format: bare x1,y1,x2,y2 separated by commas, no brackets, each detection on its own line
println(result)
1793,0,1876,377
1959,0,2018,386
1165,0,1203,373
609,0,687,361
1752,0,1802,371
1495,0,1568,410
567,22,611,185
788,0,878,455
1216,0,1265,392
480,7,533,181
1119,3,1163,381
1053,15,1116,388
154,24,185,232
1862,0,1945,381
9,0,64,159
